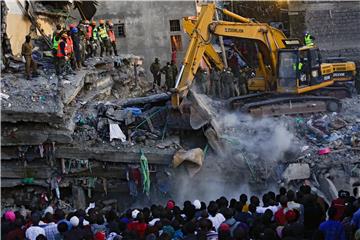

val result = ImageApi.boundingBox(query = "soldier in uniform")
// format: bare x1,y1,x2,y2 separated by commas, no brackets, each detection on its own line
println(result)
150,58,161,89
21,35,38,80
220,68,235,99
210,69,221,98
170,60,178,87
161,62,174,90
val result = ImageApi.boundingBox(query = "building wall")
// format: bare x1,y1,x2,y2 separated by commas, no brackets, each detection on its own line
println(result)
5,0,56,56
288,1,360,65
95,1,196,80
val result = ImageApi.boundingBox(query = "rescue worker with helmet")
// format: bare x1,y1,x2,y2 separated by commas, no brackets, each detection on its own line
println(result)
69,24,81,70
304,31,315,46
107,22,118,56
55,33,68,76
66,25,75,70
98,19,110,57
90,20,99,57
84,20,93,58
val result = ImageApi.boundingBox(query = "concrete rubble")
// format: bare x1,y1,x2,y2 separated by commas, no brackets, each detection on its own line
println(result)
1,0,359,211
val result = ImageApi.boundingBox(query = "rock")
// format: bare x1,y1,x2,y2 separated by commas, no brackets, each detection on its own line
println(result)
282,163,310,183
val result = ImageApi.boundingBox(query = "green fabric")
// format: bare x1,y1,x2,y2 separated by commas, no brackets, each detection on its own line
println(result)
293,62,303,71
53,37,60,50
22,178,34,184
304,34,314,46
140,150,151,196
93,28,98,40
98,26,108,39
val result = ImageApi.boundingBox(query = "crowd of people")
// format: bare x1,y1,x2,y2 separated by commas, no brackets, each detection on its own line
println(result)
21,19,118,80
2,185,360,240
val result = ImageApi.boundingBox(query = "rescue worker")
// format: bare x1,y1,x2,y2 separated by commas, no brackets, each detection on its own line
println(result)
21,35,38,80
162,62,175,90
304,31,315,46
107,23,118,56
90,21,98,57
52,29,61,56
77,20,87,66
66,26,75,70
69,25,81,70
227,43,248,96
85,20,93,58
195,67,208,94
55,33,68,76
210,69,221,98
98,19,110,57
170,60,178,85
52,24,62,43
220,68,235,99
150,58,161,89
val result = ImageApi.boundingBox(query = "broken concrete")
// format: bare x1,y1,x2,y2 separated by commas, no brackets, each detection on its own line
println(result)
281,163,311,183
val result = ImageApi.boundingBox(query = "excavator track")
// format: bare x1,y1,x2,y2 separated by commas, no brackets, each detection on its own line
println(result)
229,94,341,117
313,86,352,99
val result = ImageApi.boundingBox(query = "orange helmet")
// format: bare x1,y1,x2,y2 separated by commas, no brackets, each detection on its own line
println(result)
99,19,105,24
91,20,96,25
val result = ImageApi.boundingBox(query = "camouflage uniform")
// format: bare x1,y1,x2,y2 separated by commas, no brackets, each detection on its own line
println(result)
210,70,221,98
161,63,174,90
221,69,235,99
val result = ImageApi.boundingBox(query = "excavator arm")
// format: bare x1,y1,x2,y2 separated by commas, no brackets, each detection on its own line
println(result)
172,3,287,108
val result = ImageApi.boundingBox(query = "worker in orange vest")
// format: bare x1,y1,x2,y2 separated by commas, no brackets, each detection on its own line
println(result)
55,33,68,76
66,27,75,70
107,23,118,56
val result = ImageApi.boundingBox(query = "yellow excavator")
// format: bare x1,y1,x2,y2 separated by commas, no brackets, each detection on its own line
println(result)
171,3,352,116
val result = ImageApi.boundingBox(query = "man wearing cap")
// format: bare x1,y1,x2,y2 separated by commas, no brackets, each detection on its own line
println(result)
150,58,161,89
97,19,110,57
21,35,38,80
107,23,118,56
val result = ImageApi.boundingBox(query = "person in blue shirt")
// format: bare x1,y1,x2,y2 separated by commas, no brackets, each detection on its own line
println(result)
319,206,346,240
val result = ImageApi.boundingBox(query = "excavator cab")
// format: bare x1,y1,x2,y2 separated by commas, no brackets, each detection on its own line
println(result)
277,47,333,94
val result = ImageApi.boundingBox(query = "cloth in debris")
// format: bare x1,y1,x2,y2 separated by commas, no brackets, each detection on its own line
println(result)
109,123,126,142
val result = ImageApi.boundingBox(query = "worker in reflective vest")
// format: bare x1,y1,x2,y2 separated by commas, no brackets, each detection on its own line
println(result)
89,21,98,57
304,31,315,46
52,30,61,55
55,33,68,76
98,19,110,57
107,23,118,56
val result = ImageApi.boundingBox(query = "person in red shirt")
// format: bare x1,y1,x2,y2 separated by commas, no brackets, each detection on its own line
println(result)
331,190,348,221
275,195,289,226
127,212,148,239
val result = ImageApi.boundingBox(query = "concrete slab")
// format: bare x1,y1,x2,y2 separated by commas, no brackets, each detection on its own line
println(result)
1,73,64,124
1,122,73,146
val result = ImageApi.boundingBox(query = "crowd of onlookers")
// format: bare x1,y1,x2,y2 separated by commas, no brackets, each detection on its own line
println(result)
2,185,360,240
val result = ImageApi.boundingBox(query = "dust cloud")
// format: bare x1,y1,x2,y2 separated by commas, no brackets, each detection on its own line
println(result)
171,92,296,204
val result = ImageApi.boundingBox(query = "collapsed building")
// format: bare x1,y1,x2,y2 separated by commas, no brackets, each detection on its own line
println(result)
1,0,360,213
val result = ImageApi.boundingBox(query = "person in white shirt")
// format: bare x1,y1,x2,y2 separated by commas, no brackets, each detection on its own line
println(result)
207,202,225,231
25,212,45,240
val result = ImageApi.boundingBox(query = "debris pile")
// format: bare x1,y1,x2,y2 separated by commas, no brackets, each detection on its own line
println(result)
1,54,181,210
